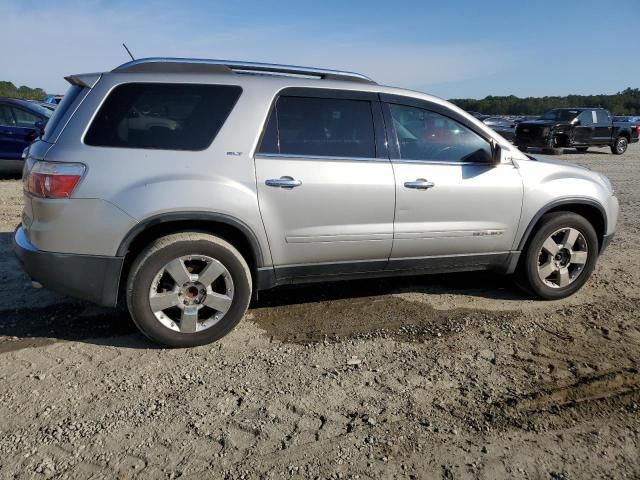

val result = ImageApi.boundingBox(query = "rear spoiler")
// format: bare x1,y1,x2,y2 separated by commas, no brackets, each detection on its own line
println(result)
64,72,102,88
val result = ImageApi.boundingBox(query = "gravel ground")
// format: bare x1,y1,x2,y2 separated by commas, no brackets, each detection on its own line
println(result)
0,146,639,479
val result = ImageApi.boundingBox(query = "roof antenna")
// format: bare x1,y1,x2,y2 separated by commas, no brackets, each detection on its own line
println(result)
122,43,135,61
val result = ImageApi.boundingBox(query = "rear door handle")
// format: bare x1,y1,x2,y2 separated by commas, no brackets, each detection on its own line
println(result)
265,176,302,189
404,178,435,190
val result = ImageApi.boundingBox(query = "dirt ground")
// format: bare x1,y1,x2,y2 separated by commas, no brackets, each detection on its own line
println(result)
0,146,639,479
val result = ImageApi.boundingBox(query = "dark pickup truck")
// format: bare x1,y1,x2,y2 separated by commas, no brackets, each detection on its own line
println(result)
514,108,639,155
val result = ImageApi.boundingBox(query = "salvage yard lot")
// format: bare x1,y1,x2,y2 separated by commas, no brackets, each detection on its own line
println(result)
1,146,639,478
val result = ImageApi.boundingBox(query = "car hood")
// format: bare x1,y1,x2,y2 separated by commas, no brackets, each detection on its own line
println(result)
521,154,614,194
527,154,590,171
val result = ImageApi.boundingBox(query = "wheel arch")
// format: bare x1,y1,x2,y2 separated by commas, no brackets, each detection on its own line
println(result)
117,212,268,300
517,198,607,253
616,130,631,141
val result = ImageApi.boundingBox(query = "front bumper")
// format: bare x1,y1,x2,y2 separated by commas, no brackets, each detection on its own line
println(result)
13,225,123,307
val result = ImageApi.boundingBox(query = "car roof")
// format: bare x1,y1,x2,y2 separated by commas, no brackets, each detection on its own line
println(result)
66,57,507,144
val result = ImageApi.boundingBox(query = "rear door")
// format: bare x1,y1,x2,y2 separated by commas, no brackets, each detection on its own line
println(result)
254,89,395,277
381,96,523,269
593,110,613,144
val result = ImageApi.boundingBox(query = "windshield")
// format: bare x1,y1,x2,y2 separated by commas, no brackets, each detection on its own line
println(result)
540,109,580,121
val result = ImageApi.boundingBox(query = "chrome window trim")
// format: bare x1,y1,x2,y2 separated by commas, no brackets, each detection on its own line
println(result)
254,153,390,163
390,158,508,167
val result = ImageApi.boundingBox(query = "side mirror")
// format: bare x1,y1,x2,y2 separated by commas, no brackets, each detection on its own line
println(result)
491,139,502,165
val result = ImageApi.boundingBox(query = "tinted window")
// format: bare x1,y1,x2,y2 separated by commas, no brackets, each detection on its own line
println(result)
43,85,84,141
577,110,593,125
0,105,15,126
389,104,491,163
259,96,376,158
596,110,610,124
85,83,242,151
259,109,279,154
12,108,41,128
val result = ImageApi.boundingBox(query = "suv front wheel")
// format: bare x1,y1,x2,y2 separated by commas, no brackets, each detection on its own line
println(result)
518,212,598,300
126,232,252,347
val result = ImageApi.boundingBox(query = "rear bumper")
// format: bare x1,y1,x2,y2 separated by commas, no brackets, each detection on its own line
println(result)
13,225,123,307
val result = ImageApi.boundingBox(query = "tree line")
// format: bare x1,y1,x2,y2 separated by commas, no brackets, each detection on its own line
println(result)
0,81,47,101
450,88,640,115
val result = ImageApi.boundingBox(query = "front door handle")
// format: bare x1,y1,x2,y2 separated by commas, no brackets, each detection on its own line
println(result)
265,176,302,189
404,178,435,190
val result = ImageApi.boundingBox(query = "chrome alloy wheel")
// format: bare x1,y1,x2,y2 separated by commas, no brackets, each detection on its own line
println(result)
537,227,589,288
148,255,234,333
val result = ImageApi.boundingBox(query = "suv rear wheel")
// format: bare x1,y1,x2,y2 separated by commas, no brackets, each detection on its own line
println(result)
126,232,252,347
517,212,598,300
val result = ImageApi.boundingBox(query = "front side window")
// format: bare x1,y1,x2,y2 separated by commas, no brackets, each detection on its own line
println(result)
389,104,492,163
12,108,41,128
259,96,376,158
577,110,593,126
85,83,242,151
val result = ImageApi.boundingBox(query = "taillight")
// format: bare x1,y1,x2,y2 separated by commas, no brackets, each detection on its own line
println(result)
24,161,85,199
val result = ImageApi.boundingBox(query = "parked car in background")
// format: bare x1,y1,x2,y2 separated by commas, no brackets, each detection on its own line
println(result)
0,98,51,173
14,57,618,347
44,94,63,105
483,116,516,141
515,108,639,154
27,100,57,112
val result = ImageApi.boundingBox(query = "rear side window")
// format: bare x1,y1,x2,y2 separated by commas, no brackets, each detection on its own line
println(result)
85,83,242,151
43,85,84,141
596,110,610,124
259,96,376,158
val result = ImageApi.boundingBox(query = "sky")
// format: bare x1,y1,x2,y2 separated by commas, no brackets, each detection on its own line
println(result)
1,0,637,99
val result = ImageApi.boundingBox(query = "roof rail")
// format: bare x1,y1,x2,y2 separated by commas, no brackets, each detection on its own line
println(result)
112,57,376,84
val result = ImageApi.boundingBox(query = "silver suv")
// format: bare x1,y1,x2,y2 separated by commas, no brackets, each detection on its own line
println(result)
14,58,619,347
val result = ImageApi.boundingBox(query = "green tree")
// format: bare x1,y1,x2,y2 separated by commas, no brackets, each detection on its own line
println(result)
450,88,640,115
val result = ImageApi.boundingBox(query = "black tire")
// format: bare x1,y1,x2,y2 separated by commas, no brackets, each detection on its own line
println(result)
126,232,252,347
575,147,588,153
516,212,598,300
611,136,628,155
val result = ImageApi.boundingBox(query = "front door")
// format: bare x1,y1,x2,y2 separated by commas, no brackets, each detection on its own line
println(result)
382,100,523,269
574,110,595,145
255,90,395,276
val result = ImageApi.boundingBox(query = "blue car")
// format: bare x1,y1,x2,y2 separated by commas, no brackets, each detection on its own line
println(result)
0,98,51,174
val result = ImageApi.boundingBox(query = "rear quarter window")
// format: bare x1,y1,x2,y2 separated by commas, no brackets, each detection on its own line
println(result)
42,85,84,141
84,83,242,151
